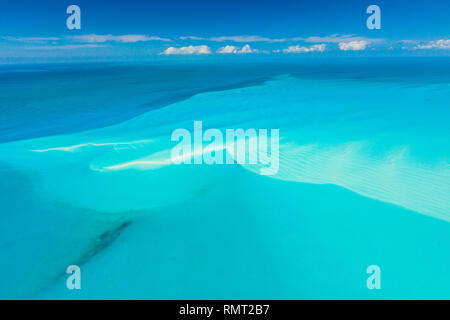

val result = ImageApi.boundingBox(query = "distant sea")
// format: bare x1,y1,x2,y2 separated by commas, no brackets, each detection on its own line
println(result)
0,58,449,299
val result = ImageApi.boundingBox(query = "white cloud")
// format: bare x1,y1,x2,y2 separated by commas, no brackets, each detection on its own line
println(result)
180,35,285,43
217,45,239,54
2,36,61,43
414,39,450,50
338,40,368,51
300,34,357,43
216,44,259,54
239,44,253,53
298,34,383,44
179,36,204,41
161,45,211,55
210,35,285,43
180,34,384,46
399,40,420,45
70,34,171,43
3,34,171,44
282,44,326,53
25,44,105,50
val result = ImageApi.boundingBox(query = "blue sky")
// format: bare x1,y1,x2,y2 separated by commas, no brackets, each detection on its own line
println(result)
0,0,449,63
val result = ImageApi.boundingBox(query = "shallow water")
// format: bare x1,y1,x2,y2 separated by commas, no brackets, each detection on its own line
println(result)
0,59,449,299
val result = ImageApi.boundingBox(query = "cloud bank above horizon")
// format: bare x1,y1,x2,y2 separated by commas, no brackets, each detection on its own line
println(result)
1,33,449,62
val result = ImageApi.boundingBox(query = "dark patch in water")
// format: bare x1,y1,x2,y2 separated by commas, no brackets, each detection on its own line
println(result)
77,221,132,266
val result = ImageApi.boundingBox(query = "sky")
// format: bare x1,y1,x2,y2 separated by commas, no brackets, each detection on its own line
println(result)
0,0,449,63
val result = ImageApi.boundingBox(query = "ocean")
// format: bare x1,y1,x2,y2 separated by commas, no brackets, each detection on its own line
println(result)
0,57,449,299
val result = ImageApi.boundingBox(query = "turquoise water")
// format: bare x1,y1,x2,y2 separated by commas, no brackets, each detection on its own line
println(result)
0,58,449,299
